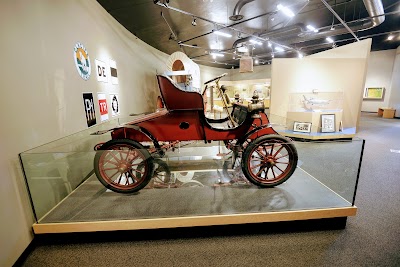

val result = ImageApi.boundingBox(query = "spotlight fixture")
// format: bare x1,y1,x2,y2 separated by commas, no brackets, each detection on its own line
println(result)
277,4,294,17
268,42,272,47
249,39,263,45
387,34,394,40
275,46,284,52
255,58,259,64
271,53,275,58
306,25,318,33
237,46,249,53
214,31,232,38
210,52,224,58
191,18,197,26
326,37,334,43
298,52,304,58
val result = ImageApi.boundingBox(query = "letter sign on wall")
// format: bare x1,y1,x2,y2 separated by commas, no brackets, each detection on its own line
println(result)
97,93,109,122
110,93,120,117
95,59,108,83
83,93,97,127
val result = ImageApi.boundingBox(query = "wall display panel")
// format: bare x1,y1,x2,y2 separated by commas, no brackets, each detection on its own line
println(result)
19,121,363,233
363,87,385,100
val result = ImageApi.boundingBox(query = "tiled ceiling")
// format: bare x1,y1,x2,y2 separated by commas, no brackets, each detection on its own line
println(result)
97,0,400,68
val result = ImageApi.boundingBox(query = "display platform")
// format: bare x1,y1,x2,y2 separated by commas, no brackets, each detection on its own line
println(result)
32,164,356,233
20,130,363,234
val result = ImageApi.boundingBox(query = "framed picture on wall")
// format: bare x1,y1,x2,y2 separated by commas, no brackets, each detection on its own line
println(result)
293,122,312,133
363,87,384,100
321,114,335,133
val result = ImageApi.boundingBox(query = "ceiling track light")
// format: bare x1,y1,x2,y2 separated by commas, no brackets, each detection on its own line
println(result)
277,4,295,18
237,46,249,53
326,37,334,43
275,46,284,52
191,17,197,26
210,52,224,58
306,25,318,33
213,31,232,38
387,34,394,40
249,39,262,45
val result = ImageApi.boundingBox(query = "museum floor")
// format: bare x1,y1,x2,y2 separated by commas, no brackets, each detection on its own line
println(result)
17,112,400,267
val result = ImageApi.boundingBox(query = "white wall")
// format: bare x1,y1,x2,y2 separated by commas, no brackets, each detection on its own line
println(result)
198,64,272,87
0,0,169,265
270,39,371,128
388,47,400,117
362,49,397,112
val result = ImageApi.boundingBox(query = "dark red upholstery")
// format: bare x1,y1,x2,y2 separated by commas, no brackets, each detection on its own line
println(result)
157,75,204,111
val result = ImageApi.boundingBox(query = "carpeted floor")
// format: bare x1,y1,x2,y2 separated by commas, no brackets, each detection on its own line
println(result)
17,112,400,267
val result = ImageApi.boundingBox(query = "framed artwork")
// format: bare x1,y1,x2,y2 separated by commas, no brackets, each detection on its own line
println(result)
321,114,335,133
363,87,384,100
293,122,312,133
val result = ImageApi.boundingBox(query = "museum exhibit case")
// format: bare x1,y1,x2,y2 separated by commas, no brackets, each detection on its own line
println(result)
19,116,364,234
276,92,355,139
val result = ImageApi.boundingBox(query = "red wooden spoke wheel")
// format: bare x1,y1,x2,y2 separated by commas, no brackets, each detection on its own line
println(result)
94,139,154,193
241,135,298,187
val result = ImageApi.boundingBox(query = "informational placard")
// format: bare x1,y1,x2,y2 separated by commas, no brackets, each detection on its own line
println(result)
110,59,118,85
97,93,109,122
95,59,108,83
110,93,120,117
83,93,97,127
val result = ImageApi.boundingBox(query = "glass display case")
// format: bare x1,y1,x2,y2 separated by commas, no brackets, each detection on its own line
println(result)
286,92,344,135
19,120,363,234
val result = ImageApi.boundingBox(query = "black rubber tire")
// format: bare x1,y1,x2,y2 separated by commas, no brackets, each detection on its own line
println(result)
94,139,154,193
241,135,298,187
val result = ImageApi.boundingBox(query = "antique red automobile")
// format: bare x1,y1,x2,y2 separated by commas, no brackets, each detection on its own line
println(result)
93,73,298,193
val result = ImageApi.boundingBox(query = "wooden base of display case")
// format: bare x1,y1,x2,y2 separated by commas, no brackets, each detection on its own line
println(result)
33,206,357,234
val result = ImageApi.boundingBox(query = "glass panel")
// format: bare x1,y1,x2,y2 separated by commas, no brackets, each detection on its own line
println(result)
20,135,363,224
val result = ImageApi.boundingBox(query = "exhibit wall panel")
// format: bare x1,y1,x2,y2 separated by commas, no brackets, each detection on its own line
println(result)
198,64,272,90
388,46,400,117
228,64,272,81
271,58,368,128
270,40,371,129
0,0,168,265
362,49,396,112
199,65,231,86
